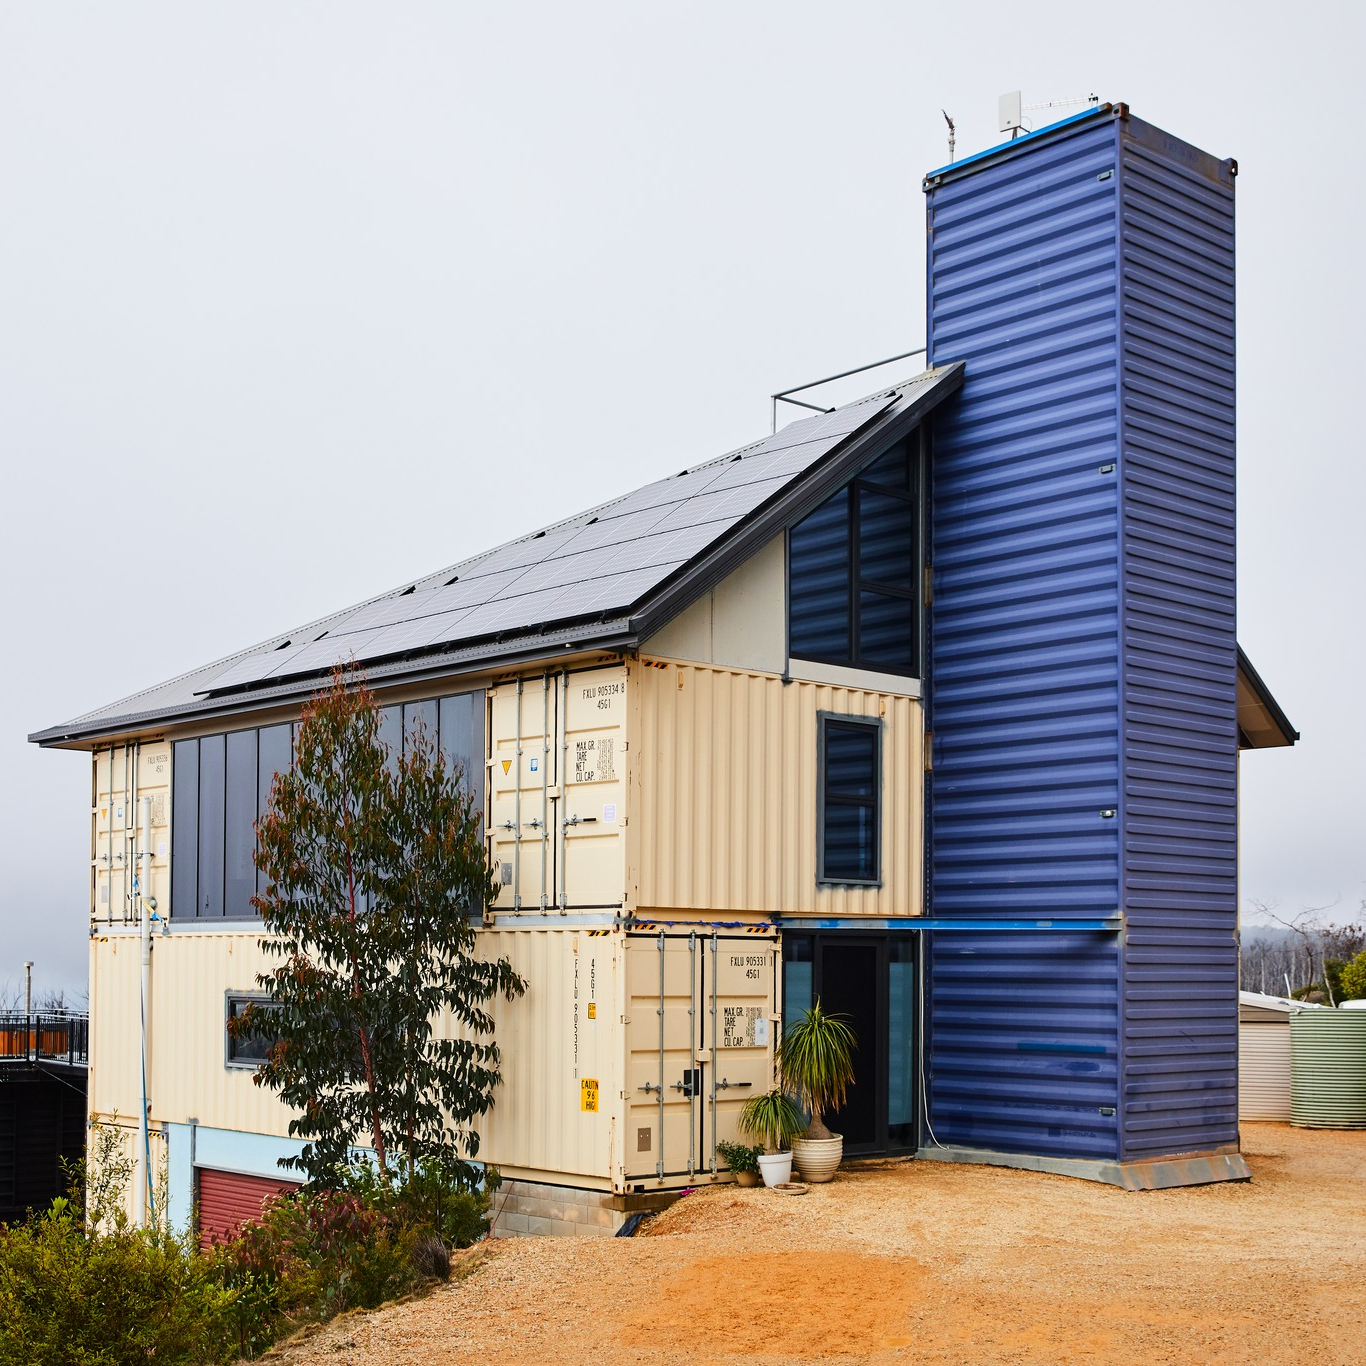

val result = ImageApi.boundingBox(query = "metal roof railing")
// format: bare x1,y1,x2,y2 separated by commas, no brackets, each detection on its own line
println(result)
0,1013,89,1068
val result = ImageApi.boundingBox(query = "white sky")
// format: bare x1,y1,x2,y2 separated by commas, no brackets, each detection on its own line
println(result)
3,2,1362,998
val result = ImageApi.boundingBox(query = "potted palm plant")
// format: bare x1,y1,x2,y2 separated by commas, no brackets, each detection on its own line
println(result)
737,1087,804,1187
780,999,857,1182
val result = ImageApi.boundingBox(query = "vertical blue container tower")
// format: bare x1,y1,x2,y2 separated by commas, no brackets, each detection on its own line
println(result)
923,104,1243,1186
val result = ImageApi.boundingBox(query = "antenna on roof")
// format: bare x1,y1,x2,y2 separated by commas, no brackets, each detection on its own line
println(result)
1001,90,1100,138
942,109,956,163
999,91,1023,139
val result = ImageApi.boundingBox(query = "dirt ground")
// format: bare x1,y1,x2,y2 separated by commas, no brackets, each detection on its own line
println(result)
271,1123,1365,1365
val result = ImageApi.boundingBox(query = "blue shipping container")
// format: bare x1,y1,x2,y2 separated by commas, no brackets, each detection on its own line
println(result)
923,105,1239,1169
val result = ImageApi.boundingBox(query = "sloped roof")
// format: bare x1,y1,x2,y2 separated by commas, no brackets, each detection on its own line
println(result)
1236,646,1298,749
32,364,964,746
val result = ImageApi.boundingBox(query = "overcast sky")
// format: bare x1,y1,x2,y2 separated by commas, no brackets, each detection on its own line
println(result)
3,2,1361,999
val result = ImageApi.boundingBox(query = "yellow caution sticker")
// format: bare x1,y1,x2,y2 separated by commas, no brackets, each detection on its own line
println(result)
581,1078,599,1113
587,1002,597,1020
501,759,512,775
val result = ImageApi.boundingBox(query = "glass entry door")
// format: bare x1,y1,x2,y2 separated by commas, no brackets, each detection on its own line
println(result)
782,932,917,1156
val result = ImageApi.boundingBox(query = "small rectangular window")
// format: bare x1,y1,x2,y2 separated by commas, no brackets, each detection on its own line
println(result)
818,714,881,885
225,994,279,1069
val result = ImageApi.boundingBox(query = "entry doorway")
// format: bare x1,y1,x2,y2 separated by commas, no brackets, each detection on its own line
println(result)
782,933,917,1156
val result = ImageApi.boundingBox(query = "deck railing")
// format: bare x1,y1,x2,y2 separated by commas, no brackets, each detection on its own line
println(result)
0,1013,89,1066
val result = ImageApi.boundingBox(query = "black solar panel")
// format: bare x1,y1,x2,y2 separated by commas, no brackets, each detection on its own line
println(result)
196,392,900,694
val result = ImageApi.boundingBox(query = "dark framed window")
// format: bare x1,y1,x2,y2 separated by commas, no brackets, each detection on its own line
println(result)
225,994,280,1069
171,690,486,920
817,713,881,885
788,438,920,676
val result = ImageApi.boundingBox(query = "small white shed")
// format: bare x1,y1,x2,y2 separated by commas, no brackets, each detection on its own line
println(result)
1239,991,1315,1121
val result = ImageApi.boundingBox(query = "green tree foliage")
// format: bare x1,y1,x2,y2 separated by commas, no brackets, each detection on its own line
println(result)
241,670,525,1184
0,1126,240,1366
1340,950,1366,1002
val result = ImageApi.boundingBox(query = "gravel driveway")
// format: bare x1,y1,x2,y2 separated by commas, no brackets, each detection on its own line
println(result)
269,1122,1365,1365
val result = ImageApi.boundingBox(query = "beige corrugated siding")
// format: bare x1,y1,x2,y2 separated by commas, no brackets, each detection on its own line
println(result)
1238,1021,1292,1121
474,929,619,1183
92,742,171,927
634,660,922,916
90,931,298,1138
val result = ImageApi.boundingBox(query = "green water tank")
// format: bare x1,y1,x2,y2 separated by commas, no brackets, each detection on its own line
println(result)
1289,1010,1366,1128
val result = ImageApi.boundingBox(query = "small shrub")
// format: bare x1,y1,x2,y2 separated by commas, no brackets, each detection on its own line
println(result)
715,1139,762,1175
412,1234,452,1282
0,1196,240,1366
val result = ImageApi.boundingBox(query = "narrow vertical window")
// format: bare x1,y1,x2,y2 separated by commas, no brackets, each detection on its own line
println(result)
223,729,258,918
787,439,919,677
171,740,199,919
818,714,881,884
197,734,226,917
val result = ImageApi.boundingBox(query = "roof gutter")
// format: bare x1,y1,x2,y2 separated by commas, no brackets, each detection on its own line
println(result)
29,627,640,749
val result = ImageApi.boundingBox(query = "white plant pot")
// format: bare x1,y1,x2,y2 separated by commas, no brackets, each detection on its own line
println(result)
757,1151,793,1187
791,1134,844,1183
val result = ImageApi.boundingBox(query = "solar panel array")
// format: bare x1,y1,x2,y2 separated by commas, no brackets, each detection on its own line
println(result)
199,396,894,695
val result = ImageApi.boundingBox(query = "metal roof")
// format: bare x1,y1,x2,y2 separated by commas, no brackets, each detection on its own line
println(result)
31,364,965,747
1236,646,1298,749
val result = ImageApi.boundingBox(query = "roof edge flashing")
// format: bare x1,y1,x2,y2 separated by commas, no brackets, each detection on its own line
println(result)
922,103,1119,188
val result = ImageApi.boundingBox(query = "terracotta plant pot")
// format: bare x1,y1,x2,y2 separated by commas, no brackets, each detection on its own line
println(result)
734,1170,761,1187
791,1134,843,1182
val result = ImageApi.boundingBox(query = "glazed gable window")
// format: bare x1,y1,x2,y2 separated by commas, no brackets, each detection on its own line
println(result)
170,691,484,919
817,713,881,885
788,440,920,677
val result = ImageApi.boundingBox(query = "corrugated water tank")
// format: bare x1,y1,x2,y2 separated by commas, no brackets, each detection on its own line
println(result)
1289,1010,1366,1128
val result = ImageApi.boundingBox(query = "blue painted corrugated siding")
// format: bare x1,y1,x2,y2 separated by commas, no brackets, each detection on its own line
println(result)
927,932,1119,1159
1117,120,1238,1160
925,114,1124,1159
927,118,1123,921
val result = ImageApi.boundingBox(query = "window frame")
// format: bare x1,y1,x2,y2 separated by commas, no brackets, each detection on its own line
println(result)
171,688,486,922
224,992,280,1071
816,711,883,887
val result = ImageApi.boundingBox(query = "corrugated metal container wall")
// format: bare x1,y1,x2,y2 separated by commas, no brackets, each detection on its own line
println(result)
475,927,780,1191
634,661,922,917
1116,119,1239,1161
928,931,1119,1158
90,931,299,1138
489,664,630,914
89,933,144,1123
151,934,297,1137
926,114,1123,923
1238,1022,1292,1121
92,743,170,927
925,107,1242,1166
473,929,620,1186
924,111,1124,1161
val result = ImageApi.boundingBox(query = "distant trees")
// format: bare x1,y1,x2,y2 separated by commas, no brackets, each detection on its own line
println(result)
238,670,524,1185
1241,900,1366,1003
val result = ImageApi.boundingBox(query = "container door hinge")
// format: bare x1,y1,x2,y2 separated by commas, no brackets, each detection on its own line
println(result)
924,733,933,773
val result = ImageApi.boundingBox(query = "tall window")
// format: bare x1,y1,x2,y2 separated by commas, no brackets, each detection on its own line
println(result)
818,713,881,885
788,440,919,676
171,690,484,919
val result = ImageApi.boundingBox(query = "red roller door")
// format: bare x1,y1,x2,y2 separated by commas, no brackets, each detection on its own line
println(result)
197,1167,300,1250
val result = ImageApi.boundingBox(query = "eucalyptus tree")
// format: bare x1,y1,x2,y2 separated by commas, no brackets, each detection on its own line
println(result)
237,670,524,1185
